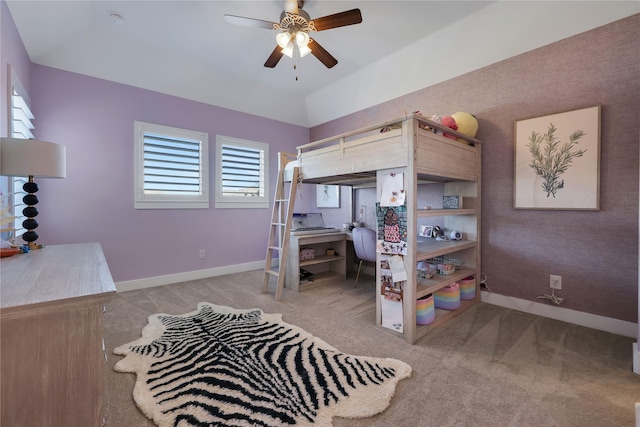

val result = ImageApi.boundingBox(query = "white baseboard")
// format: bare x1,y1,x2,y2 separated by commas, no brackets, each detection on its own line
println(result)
117,270,637,338
481,291,638,339
116,261,265,293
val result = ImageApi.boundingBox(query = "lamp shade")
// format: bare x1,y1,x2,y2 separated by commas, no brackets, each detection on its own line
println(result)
276,31,292,49
0,138,66,178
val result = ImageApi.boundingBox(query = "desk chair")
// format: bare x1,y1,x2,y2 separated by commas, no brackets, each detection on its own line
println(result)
352,227,377,288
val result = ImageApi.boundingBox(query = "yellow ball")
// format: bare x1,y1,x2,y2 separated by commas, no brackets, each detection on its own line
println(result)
451,112,478,138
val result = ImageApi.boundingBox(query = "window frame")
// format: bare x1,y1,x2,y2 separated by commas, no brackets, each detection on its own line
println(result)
215,135,269,209
7,70,34,238
134,121,209,209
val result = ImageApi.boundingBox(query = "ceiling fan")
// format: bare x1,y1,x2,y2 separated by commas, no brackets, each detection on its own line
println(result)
224,0,362,69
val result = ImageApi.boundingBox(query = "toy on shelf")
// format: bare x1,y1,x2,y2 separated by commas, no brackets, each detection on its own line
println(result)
451,112,479,142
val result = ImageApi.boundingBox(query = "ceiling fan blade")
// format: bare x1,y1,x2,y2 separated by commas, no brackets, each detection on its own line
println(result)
264,46,284,68
224,14,277,30
309,39,338,68
312,9,362,31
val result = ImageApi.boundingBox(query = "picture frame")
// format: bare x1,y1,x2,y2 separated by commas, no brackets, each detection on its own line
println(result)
514,105,601,210
316,184,340,208
419,225,433,238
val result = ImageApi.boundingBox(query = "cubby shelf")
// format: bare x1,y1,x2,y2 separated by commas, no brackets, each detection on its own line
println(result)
300,254,345,267
416,239,477,261
417,208,477,217
416,267,476,299
285,233,347,292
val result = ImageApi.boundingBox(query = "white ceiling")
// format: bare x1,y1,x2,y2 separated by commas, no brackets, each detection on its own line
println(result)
6,0,494,124
6,1,639,127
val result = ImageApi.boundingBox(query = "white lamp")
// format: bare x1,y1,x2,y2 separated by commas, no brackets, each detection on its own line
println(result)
276,31,292,49
276,30,311,59
0,138,66,248
295,31,311,58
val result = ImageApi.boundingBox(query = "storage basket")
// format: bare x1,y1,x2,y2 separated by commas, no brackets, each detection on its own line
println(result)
416,294,435,325
459,276,476,300
437,263,456,275
426,257,464,274
299,248,316,261
434,282,461,310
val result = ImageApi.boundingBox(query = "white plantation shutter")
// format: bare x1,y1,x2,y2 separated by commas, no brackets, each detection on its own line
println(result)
134,121,209,209
8,77,34,238
220,145,263,197
143,134,202,194
11,92,35,139
215,136,269,209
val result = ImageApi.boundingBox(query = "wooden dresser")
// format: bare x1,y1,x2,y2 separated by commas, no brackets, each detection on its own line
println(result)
0,243,116,426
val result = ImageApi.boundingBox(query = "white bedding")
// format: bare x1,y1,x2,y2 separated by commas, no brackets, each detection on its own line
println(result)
283,159,299,182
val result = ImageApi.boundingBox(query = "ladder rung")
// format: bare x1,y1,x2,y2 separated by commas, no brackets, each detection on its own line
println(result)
263,160,299,301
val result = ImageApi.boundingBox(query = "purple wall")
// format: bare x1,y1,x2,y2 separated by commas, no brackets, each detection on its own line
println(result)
30,66,308,282
311,15,640,323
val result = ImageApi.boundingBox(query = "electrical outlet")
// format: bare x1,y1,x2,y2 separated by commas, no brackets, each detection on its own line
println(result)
550,274,562,290
199,249,206,259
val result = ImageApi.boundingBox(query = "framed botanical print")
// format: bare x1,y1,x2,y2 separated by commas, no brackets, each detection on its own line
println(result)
514,105,601,210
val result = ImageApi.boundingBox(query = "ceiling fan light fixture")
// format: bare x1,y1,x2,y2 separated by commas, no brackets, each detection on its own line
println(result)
298,44,311,58
276,32,292,49
281,42,294,58
295,31,309,48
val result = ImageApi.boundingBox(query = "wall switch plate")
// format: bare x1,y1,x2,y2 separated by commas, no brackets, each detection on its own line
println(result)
199,249,206,259
550,274,562,290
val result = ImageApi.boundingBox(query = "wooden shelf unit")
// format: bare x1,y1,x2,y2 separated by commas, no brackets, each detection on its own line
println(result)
285,232,347,292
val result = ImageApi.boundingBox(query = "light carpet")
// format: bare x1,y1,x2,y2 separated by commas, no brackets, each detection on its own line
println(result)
114,302,412,427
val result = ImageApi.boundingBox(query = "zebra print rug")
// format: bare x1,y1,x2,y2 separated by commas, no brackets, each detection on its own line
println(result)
113,302,411,427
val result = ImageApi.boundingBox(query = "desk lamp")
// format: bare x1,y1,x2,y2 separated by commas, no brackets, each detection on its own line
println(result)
0,138,66,249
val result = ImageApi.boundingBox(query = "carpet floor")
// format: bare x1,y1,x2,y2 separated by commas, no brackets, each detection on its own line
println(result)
104,270,639,426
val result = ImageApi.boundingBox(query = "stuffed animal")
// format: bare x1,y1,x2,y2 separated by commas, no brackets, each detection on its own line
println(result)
426,114,444,135
451,112,478,140
441,115,458,139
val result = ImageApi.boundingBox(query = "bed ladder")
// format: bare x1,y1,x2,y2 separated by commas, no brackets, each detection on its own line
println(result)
262,153,299,300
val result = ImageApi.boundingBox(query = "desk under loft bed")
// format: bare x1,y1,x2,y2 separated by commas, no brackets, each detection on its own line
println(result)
283,114,482,344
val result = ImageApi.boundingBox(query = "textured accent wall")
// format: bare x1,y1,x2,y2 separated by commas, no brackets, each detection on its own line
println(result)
310,15,640,323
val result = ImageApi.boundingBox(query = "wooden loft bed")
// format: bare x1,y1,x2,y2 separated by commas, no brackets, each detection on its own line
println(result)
285,113,480,185
285,114,482,344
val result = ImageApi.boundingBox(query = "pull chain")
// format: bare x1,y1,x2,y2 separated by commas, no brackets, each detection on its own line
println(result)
293,43,300,81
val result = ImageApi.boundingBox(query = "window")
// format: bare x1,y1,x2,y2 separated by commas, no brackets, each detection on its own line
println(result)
7,71,34,238
134,121,209,209
215,136,269,209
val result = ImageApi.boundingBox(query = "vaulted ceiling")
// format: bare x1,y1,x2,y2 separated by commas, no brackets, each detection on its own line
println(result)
6,1,638,126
